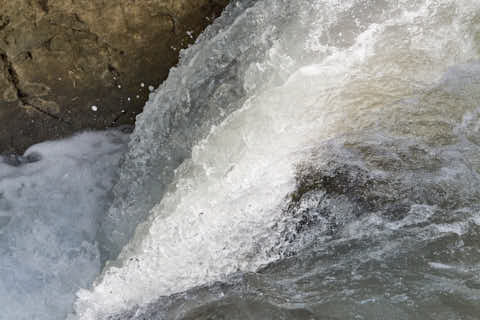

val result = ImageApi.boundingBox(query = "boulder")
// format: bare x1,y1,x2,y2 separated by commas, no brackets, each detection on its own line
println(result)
0,0,229,154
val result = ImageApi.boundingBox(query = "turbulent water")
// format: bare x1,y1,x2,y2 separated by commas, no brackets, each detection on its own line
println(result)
1,0,480,319
0,131,129,319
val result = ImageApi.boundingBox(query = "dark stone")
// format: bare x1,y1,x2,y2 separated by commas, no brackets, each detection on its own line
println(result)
0,0,230,154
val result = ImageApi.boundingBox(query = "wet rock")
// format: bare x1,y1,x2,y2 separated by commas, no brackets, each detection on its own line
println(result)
0,0,229,154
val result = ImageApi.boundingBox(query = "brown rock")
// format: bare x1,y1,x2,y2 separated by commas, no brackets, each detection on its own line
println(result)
0,0,229,154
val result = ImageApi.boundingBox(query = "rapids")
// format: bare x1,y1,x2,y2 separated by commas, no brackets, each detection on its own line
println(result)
1,0,480,319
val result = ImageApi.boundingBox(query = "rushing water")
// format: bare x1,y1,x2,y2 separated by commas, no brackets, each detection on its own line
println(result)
2,0,480,319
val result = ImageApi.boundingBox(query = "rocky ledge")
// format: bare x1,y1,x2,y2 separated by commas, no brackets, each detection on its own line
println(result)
0,0,229,154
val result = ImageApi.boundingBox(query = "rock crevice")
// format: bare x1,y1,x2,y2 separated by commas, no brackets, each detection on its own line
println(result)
1,49,67,123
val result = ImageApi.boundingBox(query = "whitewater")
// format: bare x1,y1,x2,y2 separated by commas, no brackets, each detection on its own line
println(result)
1,0,480,319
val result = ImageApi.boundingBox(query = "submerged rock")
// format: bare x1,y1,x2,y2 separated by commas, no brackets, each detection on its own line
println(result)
0,0,229,154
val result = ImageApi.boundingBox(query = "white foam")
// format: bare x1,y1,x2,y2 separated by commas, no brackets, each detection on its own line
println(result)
429,262,455,270
0,131,128,320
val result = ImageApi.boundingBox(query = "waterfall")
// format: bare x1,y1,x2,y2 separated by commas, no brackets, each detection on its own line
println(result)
2,0,480,319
